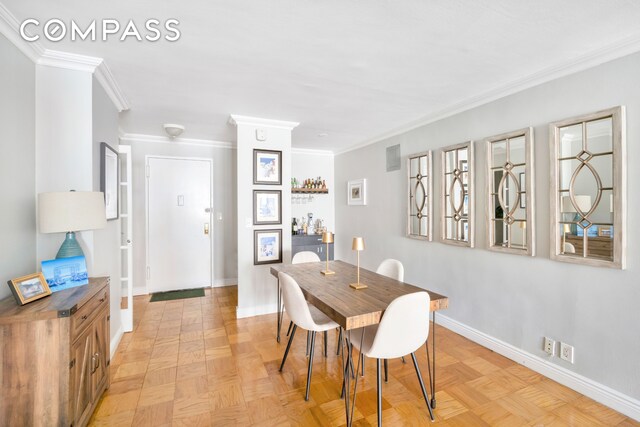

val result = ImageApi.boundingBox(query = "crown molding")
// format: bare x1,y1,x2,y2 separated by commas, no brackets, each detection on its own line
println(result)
335,33,640,156
228,115,300,130
120,132,235,149
291,147,334,156
0,2,129,112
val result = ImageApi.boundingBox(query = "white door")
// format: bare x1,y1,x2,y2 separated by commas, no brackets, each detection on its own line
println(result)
119,145,133,332
147,157,212,293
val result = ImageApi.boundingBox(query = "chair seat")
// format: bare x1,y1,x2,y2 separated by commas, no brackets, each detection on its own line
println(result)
349,324,378,356
308,305,339,332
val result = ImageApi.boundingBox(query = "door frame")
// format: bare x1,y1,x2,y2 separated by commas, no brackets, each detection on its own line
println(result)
145,155,214,294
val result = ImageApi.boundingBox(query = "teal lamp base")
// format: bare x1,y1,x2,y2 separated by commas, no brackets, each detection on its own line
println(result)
56,232,85,259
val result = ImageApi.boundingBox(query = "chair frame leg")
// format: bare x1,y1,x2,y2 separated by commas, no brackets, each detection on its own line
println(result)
377,358,382,426
324,330,328,357
410,352,435,421
336,328,343,355
305,331,317,401
361,353,365,377
279,325,297,372
286,321,293,337
306,331,311,356
384,359,388,382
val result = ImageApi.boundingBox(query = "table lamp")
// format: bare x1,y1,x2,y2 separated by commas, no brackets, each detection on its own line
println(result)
38,191,107,258
321,232,335,275
349,237,367,289
561,195,591,235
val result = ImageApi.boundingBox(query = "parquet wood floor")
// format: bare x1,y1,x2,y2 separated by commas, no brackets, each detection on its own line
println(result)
89,286,638,426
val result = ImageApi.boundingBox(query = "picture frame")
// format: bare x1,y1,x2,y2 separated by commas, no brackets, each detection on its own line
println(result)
253,190,282,225
519,172,526,208
7,272,52,306
41,256,89,293
347,178,367,206
100,142,119,220
253,149,282,185
254,229,282,265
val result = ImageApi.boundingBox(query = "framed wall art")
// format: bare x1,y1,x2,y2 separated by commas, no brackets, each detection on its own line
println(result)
254,229,283,265
100,142,119,220
407,151,433,240
7,272,52,306
347,179,367,206
253,149,282,185
253,190,282,225
441,141,474,247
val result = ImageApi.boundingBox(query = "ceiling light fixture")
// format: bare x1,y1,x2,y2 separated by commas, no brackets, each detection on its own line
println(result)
163,123,185,138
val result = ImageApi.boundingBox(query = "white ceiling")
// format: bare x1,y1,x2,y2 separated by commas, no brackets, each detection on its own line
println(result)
5,0,640,151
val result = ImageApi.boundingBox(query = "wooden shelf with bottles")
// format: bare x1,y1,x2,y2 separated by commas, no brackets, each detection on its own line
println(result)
291,188,329,194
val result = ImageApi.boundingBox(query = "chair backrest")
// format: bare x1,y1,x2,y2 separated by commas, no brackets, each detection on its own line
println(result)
366,292,430,359
376,259,404,282
292,251,321,264
564,242,576,254
279,272,317,330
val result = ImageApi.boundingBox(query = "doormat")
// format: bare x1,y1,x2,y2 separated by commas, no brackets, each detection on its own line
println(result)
150,288,205,302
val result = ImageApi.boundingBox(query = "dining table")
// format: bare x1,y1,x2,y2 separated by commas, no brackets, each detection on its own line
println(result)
270,260,449,426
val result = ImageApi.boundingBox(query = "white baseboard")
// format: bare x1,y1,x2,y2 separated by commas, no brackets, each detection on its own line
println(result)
236,303,277,319
437,314,640,421
110,324,124,359
213,278,237,287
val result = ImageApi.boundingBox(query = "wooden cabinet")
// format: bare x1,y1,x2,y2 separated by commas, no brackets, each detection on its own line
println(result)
565,235,613,259
292,234,335,261
0,277,110,427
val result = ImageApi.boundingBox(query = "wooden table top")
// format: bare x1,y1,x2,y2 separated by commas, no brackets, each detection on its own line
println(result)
270,260,448,330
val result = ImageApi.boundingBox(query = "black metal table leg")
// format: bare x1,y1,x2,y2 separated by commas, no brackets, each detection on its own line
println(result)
426,311,437,409
276,279,281,343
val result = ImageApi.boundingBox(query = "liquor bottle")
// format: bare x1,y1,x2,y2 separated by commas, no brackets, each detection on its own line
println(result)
292,218,298,235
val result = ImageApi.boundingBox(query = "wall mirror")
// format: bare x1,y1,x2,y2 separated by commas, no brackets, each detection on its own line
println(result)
485,128,535,256
407,151,433,240
441,141,474,247
550,106,626,269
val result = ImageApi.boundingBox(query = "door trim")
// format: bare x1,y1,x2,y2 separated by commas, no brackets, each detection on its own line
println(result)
144,155,214,294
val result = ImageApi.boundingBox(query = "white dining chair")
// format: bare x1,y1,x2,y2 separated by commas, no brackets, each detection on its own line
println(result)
278,272,339,401
347,291,435,425
287,251,323,355
376,258,404,282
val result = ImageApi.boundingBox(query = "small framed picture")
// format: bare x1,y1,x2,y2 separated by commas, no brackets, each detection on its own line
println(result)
41,256,89,292
519,172,526,208
100,142,119,220
254,229,282,265
254,149,282,185
254,190,282,225
348,179,367,206
7,272,52,306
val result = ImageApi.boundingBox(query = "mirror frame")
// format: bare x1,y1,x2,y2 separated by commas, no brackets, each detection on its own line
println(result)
440,141,474,247
485,128,535,256
549,106,626,269
407,150,433,241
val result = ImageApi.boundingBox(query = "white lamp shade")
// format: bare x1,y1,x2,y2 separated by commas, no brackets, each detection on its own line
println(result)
38,191,107,233
561,195,592,213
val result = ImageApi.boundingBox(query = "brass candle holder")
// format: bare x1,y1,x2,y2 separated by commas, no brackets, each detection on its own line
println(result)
320,232,335,275
349,237,367,289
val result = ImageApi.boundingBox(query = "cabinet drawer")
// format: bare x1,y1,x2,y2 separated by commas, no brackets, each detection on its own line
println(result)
71,289,108,340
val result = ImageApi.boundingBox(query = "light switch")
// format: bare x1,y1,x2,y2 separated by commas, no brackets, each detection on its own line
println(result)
256,128,267,141
177,195,184,206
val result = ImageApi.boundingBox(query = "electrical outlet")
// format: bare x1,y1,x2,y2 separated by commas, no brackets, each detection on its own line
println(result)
543,337,555,356
560,342,575,363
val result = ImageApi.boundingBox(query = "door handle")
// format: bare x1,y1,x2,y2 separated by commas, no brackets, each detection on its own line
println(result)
204,223,210,235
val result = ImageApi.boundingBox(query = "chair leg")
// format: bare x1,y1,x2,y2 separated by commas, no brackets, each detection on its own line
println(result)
377,358,383,426
279,325,297,372
361,353,365,377
286,321,293,337
410,353,435,421
305,331,317,401
401,356,406,364
336,328,343,355
384,359,388,382
306,331,310,356
324,330,328,357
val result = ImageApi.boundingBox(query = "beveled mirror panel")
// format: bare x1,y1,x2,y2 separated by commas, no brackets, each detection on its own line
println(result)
485,128,535,256
441,142,474,247
407,151,433,240
550,106,626,269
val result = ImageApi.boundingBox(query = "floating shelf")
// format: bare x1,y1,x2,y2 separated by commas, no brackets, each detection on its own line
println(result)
292,188,329,194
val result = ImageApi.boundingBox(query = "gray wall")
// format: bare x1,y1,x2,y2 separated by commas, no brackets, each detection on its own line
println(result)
0,34,36,299
92,78,122,342
335,52,640,401
125,140,237,295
